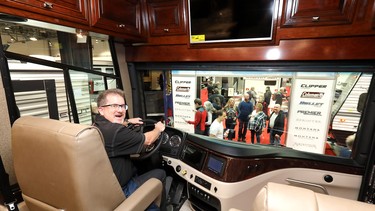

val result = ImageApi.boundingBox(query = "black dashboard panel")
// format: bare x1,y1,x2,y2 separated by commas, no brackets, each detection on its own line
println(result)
159,126,186,158
185,133,360,166
181,143,207,171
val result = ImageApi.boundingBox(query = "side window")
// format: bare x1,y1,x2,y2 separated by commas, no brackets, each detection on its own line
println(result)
1,18,118,125
142,70,165,122
330,73,371,157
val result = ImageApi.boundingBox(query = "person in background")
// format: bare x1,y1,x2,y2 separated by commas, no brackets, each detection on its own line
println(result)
340,133,356,158
246,91,256,106
223,98,237,140
213,81,221,90
267,104,285,146
209,110,228,139
264,86,272,105
248,108,257,143
258,96,268,116
249,87,257,104
185,98,207,135
248,103,267,144
274,90,283,105
264,86,272,115
209,88,226,107
204,101,216,136
207,81,214,97
279,87,287,98
94,89,166,211
237,93,253,142
211,96,223,120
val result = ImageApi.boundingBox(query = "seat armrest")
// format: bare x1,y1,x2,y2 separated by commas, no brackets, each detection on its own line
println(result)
114,178,162,211
252,182,375,211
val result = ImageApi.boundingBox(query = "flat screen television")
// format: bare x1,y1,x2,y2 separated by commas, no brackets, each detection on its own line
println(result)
189,0,277,44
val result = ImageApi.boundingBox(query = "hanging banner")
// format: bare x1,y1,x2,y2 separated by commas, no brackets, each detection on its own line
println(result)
172,72,196,133
286,73,336,154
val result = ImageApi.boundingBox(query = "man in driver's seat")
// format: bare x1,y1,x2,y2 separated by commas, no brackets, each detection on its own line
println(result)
94,89,166,210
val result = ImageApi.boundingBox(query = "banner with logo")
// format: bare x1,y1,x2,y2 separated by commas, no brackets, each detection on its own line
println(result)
172,72,196,133
286,73,336,154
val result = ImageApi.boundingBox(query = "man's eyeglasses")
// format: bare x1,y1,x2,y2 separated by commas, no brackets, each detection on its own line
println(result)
100,104,128,110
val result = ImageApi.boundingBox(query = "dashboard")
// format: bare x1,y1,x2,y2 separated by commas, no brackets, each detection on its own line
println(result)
159,126,364,210
160,126,362,180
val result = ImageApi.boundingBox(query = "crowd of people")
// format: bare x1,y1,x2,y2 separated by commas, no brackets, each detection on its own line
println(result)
184,83,357,157
186,84,289,146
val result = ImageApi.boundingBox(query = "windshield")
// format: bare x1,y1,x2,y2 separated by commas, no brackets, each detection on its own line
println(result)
143,70,372,159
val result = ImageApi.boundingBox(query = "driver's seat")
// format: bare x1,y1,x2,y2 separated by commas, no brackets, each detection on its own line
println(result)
12,116,162,211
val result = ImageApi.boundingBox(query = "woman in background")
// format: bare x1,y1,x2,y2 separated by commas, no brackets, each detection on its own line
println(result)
248,103,267,144
223,98,237,140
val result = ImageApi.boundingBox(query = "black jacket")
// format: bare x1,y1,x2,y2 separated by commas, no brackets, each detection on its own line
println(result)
267,111,285,136
94,115,145,187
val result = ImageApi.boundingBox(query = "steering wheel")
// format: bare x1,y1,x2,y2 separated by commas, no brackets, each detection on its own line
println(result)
130,119,163,160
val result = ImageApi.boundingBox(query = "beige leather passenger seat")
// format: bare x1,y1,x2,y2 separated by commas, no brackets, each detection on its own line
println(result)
252,182,375,211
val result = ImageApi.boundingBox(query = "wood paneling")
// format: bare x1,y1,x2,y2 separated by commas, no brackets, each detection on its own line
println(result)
0,0,89,25
201,154,363,183
126,36,375,62
127,0,375,61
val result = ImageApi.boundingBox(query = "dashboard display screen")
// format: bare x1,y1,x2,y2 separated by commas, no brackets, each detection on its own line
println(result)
207,155,226,176
181,143,207,170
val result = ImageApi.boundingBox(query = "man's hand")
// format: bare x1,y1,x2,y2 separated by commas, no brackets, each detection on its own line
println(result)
144,121,165,146
155,121,165,133
123,117,143,127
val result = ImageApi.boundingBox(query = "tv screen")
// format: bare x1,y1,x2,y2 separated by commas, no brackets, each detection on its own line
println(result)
189,0,276,44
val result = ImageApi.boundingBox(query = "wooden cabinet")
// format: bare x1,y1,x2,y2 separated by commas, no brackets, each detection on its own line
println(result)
90,0,143,38
277,0,375,39
282,0,358,27
146,0,186,36
0,0,89,25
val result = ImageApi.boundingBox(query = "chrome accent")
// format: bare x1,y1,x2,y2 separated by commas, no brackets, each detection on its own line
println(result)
286,178,329,194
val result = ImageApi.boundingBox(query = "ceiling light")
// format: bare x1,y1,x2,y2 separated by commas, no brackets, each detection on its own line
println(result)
76,28,87,38
76,29,88,43
29,37,37,41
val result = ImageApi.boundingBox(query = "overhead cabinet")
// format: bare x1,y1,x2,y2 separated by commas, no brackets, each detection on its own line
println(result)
0,0,89,25
146,0,186,36
282,0,359,27
90,0,143,38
